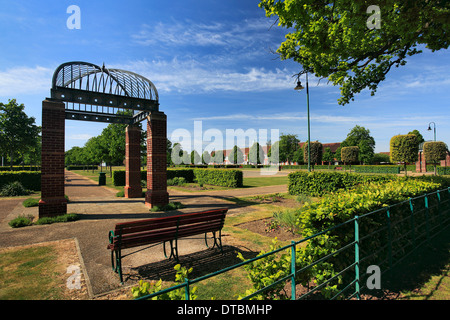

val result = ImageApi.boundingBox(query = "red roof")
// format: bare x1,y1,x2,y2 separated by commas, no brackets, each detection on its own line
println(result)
299,142,341,153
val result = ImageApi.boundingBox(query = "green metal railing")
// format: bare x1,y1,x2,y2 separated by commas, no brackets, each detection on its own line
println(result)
136,187,450,300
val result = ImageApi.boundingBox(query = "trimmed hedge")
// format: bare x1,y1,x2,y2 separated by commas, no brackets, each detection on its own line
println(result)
0,171,41,191
353,165,400,174
437,167,450,175
112,169,196,186
295,178,443,298
0,166,41,171
288,171,395,196
193,168,243,188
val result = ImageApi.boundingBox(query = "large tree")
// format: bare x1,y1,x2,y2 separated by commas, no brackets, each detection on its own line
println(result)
269,134,300,164
423,141,447,175
259,0,450,105
340,125,375,164
249,142,265,165
390,134,419,176
0,99,41,168
228,145,244,164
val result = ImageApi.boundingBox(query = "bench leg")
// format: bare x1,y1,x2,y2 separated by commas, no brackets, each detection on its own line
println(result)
205,231,223,254
163,240,179,262
111,248,123,284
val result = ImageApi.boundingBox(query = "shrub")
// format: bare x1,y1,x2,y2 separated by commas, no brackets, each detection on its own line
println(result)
22,198,40,207
150,202,184,212
112,170,126,186
167,177,186,186
353,165,400,174
0,181,32,196
288,171,394,196
35,213,79,225
8,215,34,228
131,264,198,300
193,168,243,188
295,178,442,298
390,134,419,175
115,190,125,197
0,171,41,191
437,167,450,176
423,141,448,175
239,178,443,300
113,169,195,186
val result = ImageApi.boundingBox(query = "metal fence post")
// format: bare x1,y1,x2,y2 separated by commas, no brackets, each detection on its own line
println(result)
354,216,360,300
291,241,296,300
409,198,415,247
425,194,430,242
184,278,190,300
386,209,392,270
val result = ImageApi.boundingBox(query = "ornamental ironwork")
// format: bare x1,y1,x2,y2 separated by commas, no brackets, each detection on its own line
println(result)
51,61,159,124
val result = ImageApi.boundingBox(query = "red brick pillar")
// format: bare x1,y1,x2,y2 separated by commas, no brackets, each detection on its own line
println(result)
125,125,142,198
145,112,169,208
416,152,422,173
39,99,67,218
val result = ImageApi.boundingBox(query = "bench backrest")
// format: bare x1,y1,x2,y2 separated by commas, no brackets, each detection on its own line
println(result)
112,208,227,248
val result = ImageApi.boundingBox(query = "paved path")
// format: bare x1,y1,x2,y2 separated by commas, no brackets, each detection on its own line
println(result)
0,170,287,298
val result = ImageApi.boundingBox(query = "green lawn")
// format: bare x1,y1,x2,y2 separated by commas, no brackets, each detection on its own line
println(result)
69,168,290,190
0,245,65,300
243,176,289,187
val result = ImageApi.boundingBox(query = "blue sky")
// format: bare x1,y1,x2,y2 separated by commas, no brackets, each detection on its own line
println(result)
1,0,449,153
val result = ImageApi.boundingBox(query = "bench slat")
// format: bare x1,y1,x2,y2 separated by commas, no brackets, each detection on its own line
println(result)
109,208,227,251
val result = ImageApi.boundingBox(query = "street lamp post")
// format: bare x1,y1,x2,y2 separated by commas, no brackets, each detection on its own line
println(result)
295,73,311,172
427,122,436,141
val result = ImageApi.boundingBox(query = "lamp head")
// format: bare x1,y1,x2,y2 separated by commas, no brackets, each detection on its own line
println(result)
294,81,304,91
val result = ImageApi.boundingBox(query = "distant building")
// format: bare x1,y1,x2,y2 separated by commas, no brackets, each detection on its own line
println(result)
220,142,342,165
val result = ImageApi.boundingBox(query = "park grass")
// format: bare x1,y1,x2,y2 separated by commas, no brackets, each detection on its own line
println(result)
0,245,64,299
68,169,125,192
68,168,290,191
243,176,289,187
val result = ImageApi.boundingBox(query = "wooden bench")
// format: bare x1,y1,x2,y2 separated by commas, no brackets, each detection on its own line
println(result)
107,208,228,283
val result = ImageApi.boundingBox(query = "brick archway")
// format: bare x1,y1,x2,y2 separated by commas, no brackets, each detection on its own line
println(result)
39,62,168,218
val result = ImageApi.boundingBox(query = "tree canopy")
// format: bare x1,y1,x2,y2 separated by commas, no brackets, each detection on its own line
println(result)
268,134,300,164
390,134,419,175
338,125,375,164
249,142,265,164
228,145,244,164
0,99,41,167
259,0,450,105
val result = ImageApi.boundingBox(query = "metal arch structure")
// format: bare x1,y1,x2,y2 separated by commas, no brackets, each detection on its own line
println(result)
51,61,159,124
39,61,169,218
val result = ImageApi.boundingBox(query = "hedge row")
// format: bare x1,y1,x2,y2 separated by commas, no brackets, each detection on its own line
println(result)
0,166,41,171
353,165,400,174
437,167,450,175
288,171,395,196
193,168,243,188
112,169,195,186
0,171,41,191
112,168,242,188
295,178,443,298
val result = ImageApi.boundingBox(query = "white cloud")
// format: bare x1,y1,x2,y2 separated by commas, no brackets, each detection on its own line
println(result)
114,59,299,94
0,65,53,96
68,134,93,140
132,18,279,49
